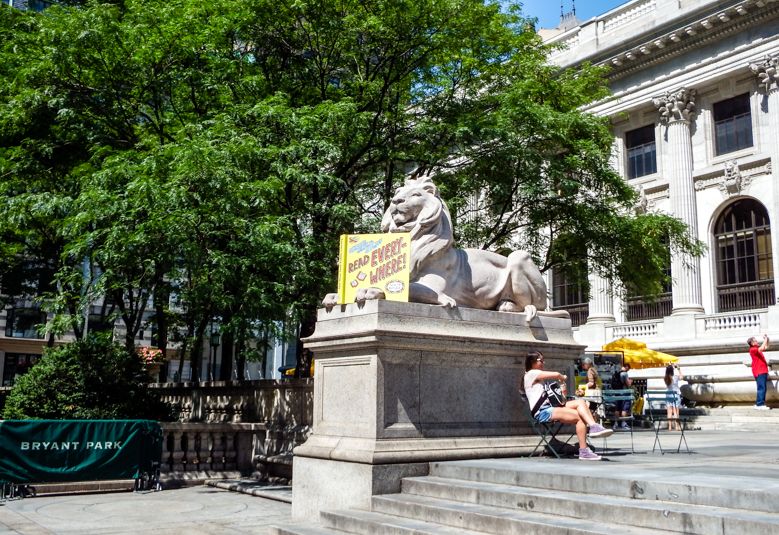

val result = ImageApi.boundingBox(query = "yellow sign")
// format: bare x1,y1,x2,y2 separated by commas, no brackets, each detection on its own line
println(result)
337,233,411,304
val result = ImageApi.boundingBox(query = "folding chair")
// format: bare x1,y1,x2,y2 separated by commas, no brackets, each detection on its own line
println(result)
602,388,635,453
519,392,576,458
645,390,691,454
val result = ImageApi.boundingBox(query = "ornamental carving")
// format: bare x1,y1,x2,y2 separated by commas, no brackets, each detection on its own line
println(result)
719,160,745,197
749,55,779,93
693,158,769,193
634,185,655,214
652,88,697,123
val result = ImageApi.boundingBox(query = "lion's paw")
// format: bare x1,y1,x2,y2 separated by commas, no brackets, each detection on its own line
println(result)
322,293,339,311
438,295,457,308
523,305,538,323
498,299,520,313
356,287,386,306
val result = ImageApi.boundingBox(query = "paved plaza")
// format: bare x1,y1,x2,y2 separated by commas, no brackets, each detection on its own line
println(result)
0,485,302,535
1,428,778,534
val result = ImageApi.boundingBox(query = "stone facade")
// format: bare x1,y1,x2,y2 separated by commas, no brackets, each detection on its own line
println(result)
544,0,779,400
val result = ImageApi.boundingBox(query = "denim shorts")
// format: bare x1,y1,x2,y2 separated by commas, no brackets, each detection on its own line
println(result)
535,406,555,423
666,391,680,408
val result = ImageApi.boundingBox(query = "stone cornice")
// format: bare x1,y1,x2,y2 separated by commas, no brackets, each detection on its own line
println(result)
749,54,779,92
653,88,697,123
598,1,779,82
693,155,772,193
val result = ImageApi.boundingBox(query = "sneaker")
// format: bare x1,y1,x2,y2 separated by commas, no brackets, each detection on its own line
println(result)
588,423,614,439
621,423,631,430
756,405,772,411
579,447,602,461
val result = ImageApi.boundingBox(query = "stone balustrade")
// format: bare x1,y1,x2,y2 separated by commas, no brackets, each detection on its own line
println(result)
612,320,662,339
602,0,657,33
152,379,313,482
150,379,312,424
591,309,769,350
160,422,254,476
703,311,763,332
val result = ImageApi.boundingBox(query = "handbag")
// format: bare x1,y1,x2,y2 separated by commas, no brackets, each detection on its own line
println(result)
543,382,567,407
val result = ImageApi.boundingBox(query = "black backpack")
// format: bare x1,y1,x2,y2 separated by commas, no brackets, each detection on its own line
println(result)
610,370,624,390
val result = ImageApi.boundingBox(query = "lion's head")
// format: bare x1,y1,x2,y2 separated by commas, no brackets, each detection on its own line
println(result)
381,176,454,275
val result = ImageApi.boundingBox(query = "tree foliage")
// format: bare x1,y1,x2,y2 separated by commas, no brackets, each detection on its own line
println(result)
0,1,703,375
2,335,170,419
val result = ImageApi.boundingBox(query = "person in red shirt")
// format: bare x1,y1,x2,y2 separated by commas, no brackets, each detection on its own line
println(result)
747,334,771,410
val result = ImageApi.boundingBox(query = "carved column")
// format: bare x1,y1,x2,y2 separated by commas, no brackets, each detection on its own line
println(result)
171,430,185,471
653,88,704,314
586,271,615,323
750,55,779,303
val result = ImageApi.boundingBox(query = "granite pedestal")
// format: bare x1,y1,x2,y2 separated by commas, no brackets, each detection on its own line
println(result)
291,300,583,521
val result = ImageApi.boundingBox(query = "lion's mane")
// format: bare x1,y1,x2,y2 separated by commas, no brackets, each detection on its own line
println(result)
380,179,454,276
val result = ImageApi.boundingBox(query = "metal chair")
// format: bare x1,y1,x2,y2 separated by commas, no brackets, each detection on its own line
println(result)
602,388,635,453
519,392,576,458
645,390,691,454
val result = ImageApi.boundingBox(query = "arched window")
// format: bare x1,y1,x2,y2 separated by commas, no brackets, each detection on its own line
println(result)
714,198,775,312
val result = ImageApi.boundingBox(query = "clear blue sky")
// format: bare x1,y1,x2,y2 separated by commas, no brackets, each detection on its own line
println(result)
513,0,630,29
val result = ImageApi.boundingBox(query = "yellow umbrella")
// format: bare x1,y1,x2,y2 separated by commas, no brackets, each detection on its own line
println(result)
602,337,678,370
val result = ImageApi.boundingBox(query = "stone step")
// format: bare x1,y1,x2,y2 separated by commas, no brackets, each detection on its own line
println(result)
321,508,491,534
696,407,779,414
401,476,779,535
269,524,350,535
704,423,779,431
371,493,664,535
682,407,779,429
428,459,779,513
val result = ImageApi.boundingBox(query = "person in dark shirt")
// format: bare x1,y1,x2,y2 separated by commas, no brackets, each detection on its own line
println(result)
611,363,633,431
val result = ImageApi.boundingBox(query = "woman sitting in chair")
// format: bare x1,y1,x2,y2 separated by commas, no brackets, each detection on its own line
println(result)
523,351,613,460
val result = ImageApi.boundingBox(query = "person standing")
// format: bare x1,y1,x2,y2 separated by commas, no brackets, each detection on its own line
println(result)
581,357,601,421
664,364,683,430
611,363,633,431
747,335,771,410
583,357,600,391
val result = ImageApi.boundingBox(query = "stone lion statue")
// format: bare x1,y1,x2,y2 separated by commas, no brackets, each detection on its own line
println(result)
323,176,560,321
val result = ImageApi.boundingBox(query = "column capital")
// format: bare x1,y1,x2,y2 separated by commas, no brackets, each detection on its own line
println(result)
749,55,779,94
652,88,697,124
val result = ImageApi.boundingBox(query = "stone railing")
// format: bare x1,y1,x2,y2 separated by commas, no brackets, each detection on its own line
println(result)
611,319,662,339
703,311,764,332
580,308,773,355
151,379,312,425
160,422,252,475
152,380,313,482
158,421,310,481
602,0,657,33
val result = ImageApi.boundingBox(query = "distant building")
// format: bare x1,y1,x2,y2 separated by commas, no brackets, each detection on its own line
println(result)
5,0,52,11
542,0,779,403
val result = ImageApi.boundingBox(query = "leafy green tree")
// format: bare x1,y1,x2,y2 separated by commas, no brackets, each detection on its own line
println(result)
0,0,703,377
2,334,170,419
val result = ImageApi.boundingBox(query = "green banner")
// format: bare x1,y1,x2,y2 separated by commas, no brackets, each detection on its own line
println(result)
0,420,162,484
